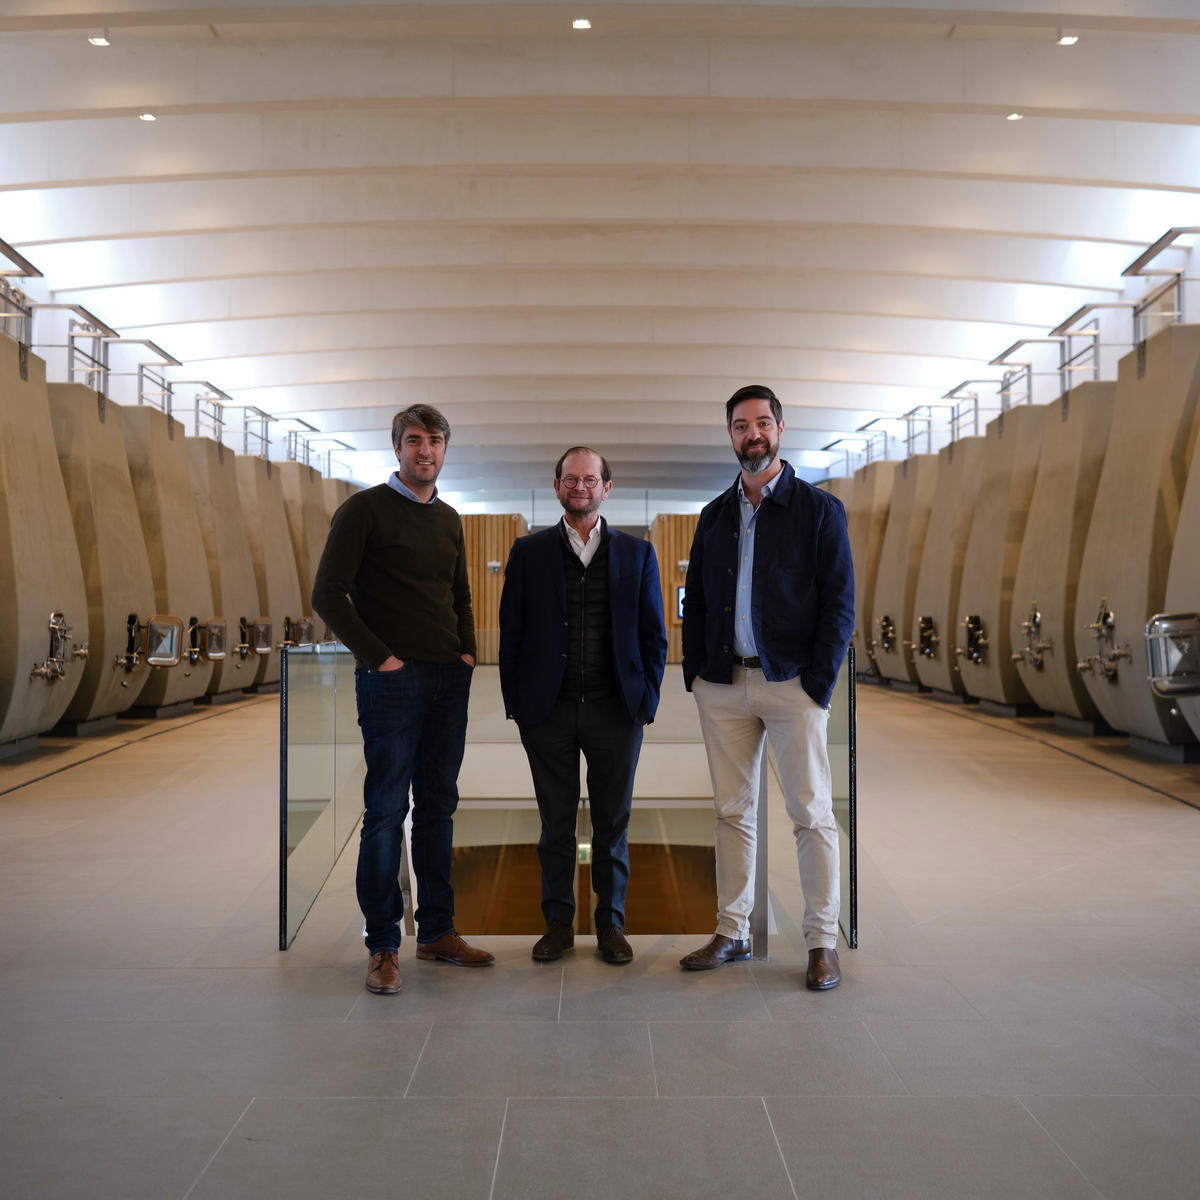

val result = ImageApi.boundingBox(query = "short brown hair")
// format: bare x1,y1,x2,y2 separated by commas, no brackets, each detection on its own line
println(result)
391,404,451,447
725,384,782,427
554,445,612,483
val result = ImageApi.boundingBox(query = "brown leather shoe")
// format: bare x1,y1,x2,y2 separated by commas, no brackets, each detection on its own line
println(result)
597,925,633,965
415,930,495,967
806,947,841,991
679,934,751,971
366,950,402,994
532,922,575,962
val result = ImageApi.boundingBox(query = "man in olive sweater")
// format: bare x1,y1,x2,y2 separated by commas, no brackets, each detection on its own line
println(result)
312,404,493,996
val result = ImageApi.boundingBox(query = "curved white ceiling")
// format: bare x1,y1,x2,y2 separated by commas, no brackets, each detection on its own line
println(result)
2,0,1198,501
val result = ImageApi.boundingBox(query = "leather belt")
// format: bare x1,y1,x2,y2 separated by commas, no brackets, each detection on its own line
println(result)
734,656,761,669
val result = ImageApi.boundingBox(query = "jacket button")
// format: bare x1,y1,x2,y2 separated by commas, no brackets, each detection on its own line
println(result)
723,606,731,612
727,568,733,575
722,645,730,653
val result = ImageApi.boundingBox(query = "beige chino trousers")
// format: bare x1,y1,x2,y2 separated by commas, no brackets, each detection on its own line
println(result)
693,667,840,949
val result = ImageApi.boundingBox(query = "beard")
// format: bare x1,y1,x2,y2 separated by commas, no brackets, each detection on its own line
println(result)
558,490,601,517
736,437,779,475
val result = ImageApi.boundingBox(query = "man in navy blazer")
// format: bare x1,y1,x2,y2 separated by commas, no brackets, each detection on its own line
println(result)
679,385,854,990
499,447,667,965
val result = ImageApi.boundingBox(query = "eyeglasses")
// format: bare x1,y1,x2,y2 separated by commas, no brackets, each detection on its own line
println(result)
559,475,602,489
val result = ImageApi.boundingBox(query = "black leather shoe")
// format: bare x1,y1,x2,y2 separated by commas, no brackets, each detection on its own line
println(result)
679,934,751,971
806,948,841,991
597,925,633,964
532,922,575,962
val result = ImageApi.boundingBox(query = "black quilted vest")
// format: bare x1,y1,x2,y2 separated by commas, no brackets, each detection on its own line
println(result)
558,522,617,702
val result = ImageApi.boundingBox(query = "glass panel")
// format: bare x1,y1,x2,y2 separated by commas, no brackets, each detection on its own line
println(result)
204,619,226,660
829,648,857,948
448,664,716,936
280,642,362,949
144,616,183,666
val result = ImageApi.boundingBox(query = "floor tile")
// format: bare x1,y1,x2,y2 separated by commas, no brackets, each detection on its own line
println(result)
0,1096,250,1200
345,942,562,1022
766,1095,1098,1200
189,1098,505,1200
1021,1094,1200,1200
751,962,980,1022
0,1020,431,1099
558,945,772,1022
493,1098,794,1200
866,1018,1158,1096
649,1020,907,1097
407,1021,657,1098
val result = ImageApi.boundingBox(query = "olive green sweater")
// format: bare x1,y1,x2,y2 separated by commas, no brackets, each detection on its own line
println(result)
311,484,475,668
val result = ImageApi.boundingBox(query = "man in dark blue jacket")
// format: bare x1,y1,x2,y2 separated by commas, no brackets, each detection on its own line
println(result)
679,386,854,990
499,447,668,965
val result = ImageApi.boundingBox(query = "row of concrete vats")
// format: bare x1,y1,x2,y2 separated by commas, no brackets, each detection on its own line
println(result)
831,320,1200,760
0,333,358,756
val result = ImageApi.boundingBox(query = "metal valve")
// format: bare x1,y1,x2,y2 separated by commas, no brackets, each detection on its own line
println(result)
30,612,75,681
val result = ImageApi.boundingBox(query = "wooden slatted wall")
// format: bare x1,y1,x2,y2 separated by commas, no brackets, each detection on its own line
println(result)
649,513,699,663
462,513,529,662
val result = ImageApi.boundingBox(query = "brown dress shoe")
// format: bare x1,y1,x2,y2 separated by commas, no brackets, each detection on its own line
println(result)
679,934,751,971
415,930,495,967
597,925,633,965
366,950,402,994
532,922,575,962
806,948,841,991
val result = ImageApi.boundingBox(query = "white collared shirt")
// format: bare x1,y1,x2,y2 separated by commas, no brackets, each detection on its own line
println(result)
562,516,603,567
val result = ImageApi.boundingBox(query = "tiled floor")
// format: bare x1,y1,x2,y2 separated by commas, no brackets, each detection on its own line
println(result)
1,672,1198,1198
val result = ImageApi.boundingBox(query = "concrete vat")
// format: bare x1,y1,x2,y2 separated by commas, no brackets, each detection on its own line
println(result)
1072,324,1200,746
48,384,157,726
845,459,898,675
236,456,305,687
123,406,216,710
187,436,263,696
871,453,938,686
954,405,1045,709
0,341,88,752
1010,382,1116,724
911,437,987,696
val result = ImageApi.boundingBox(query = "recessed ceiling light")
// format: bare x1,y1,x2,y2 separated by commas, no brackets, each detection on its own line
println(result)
1057,32,1079,45
138,112,157,122
572,19,591,30
1006,112,1024,121
88,32,110,47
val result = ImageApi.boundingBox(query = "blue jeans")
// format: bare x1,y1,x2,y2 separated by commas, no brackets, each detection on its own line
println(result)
354,660,472,953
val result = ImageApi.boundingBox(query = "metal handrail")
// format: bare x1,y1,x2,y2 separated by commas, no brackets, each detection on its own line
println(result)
308,437,354,478
172,380,234,440
102,337,182,415
942,379,1004,441
899,404,953,456
27,303,120,391
0,277,32,349
284,419,318,466
221,404,276,459
0,237,42,279
1122,227,1200,278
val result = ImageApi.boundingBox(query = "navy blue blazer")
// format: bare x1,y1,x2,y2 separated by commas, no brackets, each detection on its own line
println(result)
681,461,854,709
498,520,668,728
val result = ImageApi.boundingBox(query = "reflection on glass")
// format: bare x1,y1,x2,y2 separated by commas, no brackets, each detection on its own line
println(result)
204,619,226,660
828,648,857,948
145,616,183,666
280,643,363,949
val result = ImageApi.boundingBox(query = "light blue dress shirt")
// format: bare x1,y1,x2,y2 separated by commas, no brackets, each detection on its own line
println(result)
733,475,776,658
386,471,436,504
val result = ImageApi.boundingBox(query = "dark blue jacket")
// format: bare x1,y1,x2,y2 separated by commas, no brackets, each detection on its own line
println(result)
681,461,854,709
499,520,668,727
